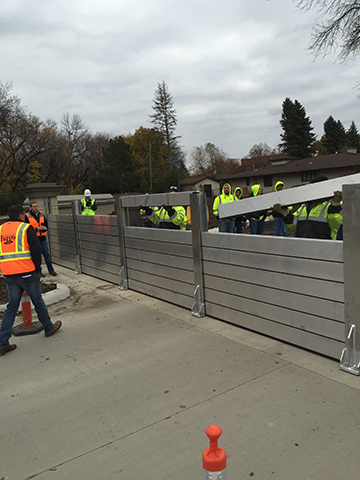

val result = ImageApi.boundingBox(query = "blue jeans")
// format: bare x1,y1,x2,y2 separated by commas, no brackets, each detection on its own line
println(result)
273,217,288,237
219,219,235,233
40,239,54,273
336,225,343,240
144,221,157,228
0,271,54,347
250,218,265,235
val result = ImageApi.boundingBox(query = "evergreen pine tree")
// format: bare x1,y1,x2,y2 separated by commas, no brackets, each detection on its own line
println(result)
89,136,139,193
323,116,347,154
279,98,316,158
346,121,360,152
149,81,180,169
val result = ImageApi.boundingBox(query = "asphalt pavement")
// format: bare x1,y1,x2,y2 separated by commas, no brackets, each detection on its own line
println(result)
1,265,359,480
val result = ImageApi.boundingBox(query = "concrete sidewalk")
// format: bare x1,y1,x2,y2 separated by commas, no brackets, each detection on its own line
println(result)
1,265,359,480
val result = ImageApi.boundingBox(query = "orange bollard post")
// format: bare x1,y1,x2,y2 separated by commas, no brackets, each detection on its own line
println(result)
11,292,44,336
202,425,227,479
21,292,33,328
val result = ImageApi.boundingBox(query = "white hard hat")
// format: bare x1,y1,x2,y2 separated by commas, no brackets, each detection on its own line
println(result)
84,189,91,196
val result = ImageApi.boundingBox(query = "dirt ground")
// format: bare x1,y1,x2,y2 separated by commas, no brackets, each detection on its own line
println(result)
0,277,56,305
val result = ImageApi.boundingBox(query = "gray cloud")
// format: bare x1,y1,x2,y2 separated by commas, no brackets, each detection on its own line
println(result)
1,0,358,162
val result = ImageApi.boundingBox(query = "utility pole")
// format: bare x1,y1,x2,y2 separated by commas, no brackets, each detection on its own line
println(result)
149,141,153,194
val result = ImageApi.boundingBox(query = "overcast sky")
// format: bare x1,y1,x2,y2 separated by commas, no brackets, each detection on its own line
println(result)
1,0,359,163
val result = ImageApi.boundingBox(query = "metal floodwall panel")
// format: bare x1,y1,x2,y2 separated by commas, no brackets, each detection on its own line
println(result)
48,214,77,270
76,215,120,284
124,226,194,309
48,203,347,361
202,232,344,359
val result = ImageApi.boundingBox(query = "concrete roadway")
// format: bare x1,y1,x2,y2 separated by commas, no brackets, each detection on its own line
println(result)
1,266,359,480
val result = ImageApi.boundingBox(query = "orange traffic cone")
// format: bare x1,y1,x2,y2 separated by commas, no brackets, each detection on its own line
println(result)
202,425,227,479
21,292,33,328
11,292,44,336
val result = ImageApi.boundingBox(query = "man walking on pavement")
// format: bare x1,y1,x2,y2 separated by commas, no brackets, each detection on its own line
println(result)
25,201,57,277
0,205,62,356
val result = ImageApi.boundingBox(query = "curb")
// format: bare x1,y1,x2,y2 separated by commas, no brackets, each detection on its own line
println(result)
0,283,71,313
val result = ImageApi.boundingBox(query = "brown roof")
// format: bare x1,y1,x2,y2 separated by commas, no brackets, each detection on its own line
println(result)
216,153,360,181
180,173,215,185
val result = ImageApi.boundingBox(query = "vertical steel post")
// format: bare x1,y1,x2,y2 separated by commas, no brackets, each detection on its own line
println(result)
340,183,360,375
190,192,207,317
43,196,52,255
71,200,82,274
115,196,129,290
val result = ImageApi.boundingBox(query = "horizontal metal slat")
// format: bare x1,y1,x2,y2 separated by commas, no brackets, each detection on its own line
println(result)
127,258,194,284
202,232,343,262
204,275,344,321
202,247,343,282
126,248,194,271
203,261,343,302
78,232,120,246
204,288,344,337
128,269,194,297
81,266,119,285
78,241,120,257
77,223,118,236
128,279,193,309
124,226,192,246
50,236,77,248
81,257,121,275
125,237,193,259
205,303,344,359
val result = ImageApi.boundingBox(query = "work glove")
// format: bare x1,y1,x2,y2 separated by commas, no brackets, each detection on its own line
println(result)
140,206,153,216
273,204,290,217
331,190,342,206
163,204,175,216
215,215,219,220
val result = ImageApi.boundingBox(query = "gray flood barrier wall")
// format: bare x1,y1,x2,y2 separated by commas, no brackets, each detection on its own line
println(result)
202,232,344,360
47,192,347,363
124,228,195,309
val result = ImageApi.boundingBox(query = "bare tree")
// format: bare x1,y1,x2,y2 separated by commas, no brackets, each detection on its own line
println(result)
0,82,54,194
244,142,279,159
296,0,360,61
189,143,233,176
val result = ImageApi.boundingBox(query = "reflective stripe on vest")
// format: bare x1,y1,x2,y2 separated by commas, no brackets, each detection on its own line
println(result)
81,198,95,215
26,212,46,237
294,201,331,226
0,222,34,275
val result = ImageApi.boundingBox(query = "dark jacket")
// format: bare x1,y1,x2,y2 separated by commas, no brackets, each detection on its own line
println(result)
283,200,342,239
25,212,49,242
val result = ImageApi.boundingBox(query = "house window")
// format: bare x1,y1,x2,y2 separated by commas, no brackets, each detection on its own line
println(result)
246,177,250,186
264,175,273,187
301,171,320,182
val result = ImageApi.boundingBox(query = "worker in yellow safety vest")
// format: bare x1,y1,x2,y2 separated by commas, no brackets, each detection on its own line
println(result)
143,186,187,230
81,189,97,215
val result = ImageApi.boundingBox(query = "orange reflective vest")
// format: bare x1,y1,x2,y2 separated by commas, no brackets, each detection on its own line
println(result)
26,212,46,237
0,222,35,275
